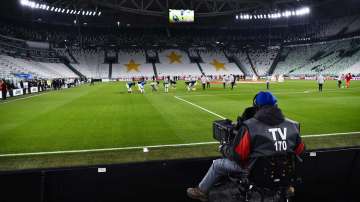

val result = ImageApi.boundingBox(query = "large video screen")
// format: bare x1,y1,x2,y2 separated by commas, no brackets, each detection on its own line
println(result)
169,9,194,23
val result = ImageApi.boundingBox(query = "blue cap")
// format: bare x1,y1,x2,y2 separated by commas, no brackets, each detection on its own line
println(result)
255,91,277,106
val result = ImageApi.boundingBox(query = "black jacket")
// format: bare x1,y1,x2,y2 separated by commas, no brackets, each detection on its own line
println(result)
221,105,305,165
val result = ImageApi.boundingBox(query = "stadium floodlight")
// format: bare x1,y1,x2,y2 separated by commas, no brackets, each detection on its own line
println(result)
82,10,85,15
46,5,50,10
98,11,102,16
20,0,29,6
66,9,70,14
92,12,96,16
77,10,80,15
50,7,54,11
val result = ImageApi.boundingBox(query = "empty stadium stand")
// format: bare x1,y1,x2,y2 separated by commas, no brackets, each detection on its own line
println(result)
113,50,154,78
197,50,242,76
156,49,202,77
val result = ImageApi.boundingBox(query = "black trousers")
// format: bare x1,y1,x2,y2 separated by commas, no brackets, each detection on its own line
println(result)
319,84,323,92
2,90,6,100
267,82,270,90
231,82,235,89
206,82,210,88
338,81,341,88
223,83,226,89
202,83,206,90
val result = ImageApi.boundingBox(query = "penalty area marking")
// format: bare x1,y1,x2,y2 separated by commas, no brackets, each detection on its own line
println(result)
174,95,227,120
0,131,359,157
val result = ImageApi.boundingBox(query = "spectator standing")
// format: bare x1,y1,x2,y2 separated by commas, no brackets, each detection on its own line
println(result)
0,80,7,100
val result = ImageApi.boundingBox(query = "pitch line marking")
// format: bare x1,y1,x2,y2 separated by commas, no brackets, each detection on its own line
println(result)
0,131,359,157
177,87,360,97
0,92,49,104
302,131,360,138
174,96,227,120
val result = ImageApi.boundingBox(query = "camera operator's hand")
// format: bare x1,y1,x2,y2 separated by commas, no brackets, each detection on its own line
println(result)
218,144,226,157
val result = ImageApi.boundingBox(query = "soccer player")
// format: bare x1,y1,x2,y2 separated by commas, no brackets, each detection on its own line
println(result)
345,73,352,88
230,74,236,90
137,80,146,94
164,76,170,93
337,74,343,88
222,75,227,89
317,74,324,92
170,76,177,89
189,76,197,91
206,76,211,88
126,81,135,93
201,75,207,90
150,81,158,92
266,75,271,90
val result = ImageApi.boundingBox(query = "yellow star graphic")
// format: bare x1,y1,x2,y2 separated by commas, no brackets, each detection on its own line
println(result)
167,51,182,64
125,59,141,72
210,59,226,71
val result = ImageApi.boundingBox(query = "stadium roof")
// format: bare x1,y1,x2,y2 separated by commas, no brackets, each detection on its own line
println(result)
0,0,359,27
15,0,331,17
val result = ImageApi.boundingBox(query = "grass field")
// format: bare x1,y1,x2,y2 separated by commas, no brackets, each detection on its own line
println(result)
0,80,360,170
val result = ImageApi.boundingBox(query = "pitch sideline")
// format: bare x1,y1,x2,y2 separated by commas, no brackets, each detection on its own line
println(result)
174,95,227,119
0,131,359,157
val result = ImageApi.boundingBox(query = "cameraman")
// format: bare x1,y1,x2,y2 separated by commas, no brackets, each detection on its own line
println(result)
187,92,305,201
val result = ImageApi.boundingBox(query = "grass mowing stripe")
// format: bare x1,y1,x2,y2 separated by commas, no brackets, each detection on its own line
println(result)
0,131,358,158
174,96,227,120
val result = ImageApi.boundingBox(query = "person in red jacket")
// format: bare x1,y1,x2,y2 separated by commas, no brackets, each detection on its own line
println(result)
0,79,7,100
345,73,352,88
187,92,305,201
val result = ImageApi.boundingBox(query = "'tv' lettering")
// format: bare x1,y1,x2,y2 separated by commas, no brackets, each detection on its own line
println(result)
268,128,287,140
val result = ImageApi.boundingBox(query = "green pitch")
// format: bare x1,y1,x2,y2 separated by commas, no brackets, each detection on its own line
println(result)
0,80,359,170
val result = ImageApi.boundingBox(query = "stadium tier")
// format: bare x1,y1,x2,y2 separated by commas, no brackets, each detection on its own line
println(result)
156,49,202,77
0,54,77,79
71,49,108,79
233,51,256,76
274,37,360,76
247,48,278,76
198,50,243,76
113,50,154,78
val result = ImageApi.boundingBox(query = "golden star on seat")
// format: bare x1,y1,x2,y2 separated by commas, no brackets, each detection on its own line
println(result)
167,51,182,64
125,59,140,72
210,59,226,71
